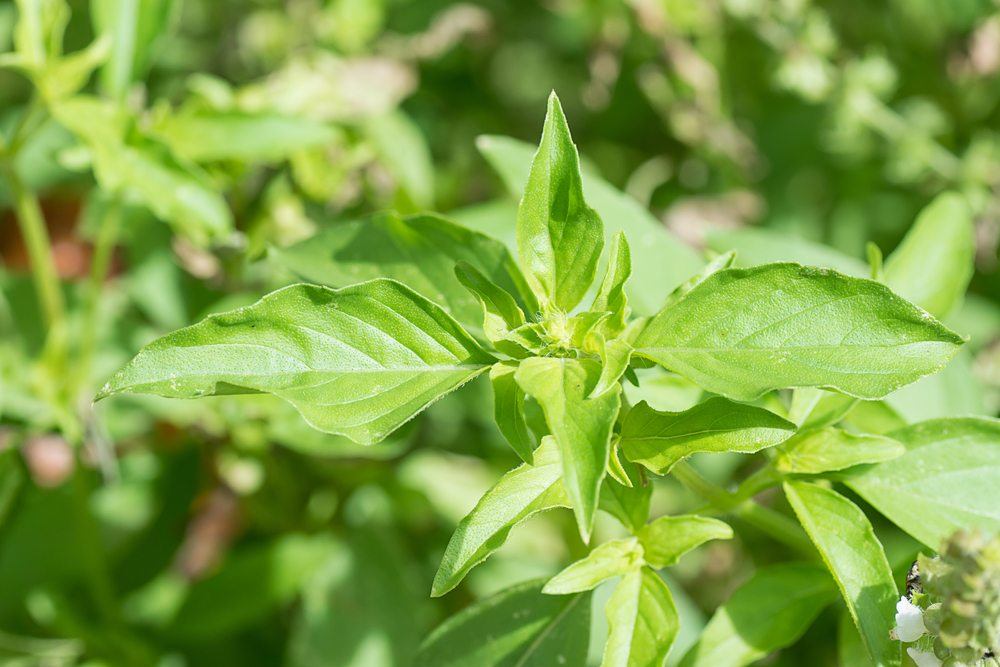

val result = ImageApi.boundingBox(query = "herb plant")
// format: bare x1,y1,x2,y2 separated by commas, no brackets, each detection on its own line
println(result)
2,1,999,665
97,93,998,666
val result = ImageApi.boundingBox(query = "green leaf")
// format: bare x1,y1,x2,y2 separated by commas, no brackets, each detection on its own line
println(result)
515,357,621,541
774,427,904,474
599,459,652,534
619,398,796,474
707,227,868,277
884,192,975,318
660,250,736,312
431,437,567,597
168,534,336,640
49,95,232,244
591,231,631,335
91,0,175,99
456,261,530,356
416,579,591,667
152,110,337,163
637,515,733,569
516,92,604,312
99,280,495,445
603,567,679,667
365,110,435,210
289,531,422,667
591,337,632,398
634,263,964,401
478,134,703,316
273,212,536,338
543,537,643,594
489,361,536,464
845,417,1000,549
678,563,837,667
784,481,899,667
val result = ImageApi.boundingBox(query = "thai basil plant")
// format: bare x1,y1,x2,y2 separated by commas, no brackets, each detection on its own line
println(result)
99,94,999,666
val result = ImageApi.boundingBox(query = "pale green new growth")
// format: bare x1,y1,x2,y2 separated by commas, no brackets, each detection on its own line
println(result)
516,92,604,313
637,515,733,569
543,538,643,595
775,427,904,474
603,568,679,667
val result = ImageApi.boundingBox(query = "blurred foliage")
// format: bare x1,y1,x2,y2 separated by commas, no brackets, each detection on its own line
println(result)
0,0,997,665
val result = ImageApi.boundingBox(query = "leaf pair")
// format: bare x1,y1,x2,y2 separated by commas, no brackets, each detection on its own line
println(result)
541,515,732,667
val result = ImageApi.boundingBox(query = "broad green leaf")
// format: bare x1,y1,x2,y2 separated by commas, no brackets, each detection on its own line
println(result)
619,398,796,474
273,212,536,337
477,139,702,316
49,95,232,244
152,110,336,163
599,460,652,534
884,192,974,318
706,227,868,277
289,531,422,667
92,0,175,99
784,481,899,667
603,567,679,667
591,231,632,335
634,263,963,401
516,92,604,312
543,537,643,594
637,515,733,569
416,580,591,667
516,357,621,541
678,563,837,667
167,534,336,640
99,280,495,445
489,362,535,464
431,437,567,597
774,428,904,474
845,417,1000,549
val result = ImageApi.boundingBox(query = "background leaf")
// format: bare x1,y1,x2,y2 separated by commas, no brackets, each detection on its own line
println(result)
416,579,591,667
273,212,535,338
883,192,974,318
678,563,837,667
845,417,1000,548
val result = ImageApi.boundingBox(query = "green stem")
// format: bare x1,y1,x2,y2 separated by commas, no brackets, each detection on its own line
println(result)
0,162,65,332
672,461,815,557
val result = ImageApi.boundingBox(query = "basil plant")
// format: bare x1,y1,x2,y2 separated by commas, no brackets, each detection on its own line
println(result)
100,93,996,667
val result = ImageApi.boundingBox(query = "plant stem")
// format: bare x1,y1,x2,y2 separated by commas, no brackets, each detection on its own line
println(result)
671,461,815,557
0,162,66,332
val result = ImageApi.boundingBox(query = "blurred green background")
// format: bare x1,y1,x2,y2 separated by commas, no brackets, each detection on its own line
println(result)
0,0,997,665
